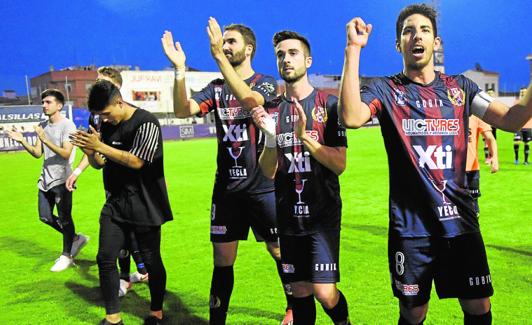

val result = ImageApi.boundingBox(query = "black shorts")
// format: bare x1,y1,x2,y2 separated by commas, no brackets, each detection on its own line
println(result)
280,229,340,284
514,128,531,142
210,190,278,242
465,170,480,216
388,232,493,308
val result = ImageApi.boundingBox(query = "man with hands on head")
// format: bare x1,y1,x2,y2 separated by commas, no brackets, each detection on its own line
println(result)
162,17,293,325
252,30,351,325
338,4,532,325
7,89,87,272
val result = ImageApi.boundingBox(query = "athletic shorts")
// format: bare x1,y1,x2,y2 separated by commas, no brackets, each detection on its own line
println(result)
280,228,340,284
210,190,278,242
388,232,493,308
514,128,531,142
465,170,481,216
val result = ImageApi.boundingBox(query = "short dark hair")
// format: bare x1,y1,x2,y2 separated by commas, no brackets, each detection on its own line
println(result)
97,66,123,87
396,3,438,41
224,24,257,59
41,89,65,105
88,80,122,112
273,30,311,56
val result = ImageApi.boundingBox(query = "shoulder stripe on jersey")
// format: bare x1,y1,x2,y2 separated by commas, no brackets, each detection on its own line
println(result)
130,122,160,163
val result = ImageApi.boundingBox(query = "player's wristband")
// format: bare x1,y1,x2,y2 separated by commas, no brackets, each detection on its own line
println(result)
73,168,82,176
174,67,186,80
265,134,277,148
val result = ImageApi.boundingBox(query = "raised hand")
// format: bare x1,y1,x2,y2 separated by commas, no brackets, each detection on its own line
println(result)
34,125,46,141
206,17,224,60
293,98,308,141
6,126,23,142
161,30,186,69
346,17,373,48
69,125,101,151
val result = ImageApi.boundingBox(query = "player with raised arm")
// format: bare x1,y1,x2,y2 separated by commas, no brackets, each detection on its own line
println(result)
252,30,350,325
338,4,532,324
162,18,293,325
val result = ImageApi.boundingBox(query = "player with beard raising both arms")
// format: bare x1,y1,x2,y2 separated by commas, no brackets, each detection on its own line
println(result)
162,17,293,325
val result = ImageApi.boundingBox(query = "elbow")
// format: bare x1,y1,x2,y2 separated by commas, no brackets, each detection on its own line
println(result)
240,97,260,111
334,162,346,176
341,117,364,129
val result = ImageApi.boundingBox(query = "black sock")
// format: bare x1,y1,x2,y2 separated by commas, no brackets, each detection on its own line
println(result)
464,309,492,325
514,144,520,160
209,266,234,325
275,260,294,309
524,143,529,163
132,250,148,274
398,314,424,325
292,295,316,325
322,290,349,324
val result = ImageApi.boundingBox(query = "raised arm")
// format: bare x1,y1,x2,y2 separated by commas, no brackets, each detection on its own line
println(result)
6,127,42,158
478,83,532,132
161,30,200,118
338,17,373,129
293,99,346,175
251,106,278,179
207,17,265,109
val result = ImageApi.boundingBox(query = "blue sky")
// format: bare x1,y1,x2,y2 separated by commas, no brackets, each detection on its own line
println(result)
1,0,531,94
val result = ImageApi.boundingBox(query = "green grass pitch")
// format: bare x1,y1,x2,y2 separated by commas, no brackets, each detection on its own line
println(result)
0,127,530,324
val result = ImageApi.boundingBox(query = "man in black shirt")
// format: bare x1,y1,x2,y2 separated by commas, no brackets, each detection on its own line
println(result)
70,80,173,325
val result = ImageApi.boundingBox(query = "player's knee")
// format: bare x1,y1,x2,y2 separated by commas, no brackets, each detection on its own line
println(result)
38,214,54,226
96,250,117,270
400,303,428,324
459,298,491,315
313,286,338,309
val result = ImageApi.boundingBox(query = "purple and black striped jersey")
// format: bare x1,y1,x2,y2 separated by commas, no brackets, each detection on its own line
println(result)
192,73,277,194
361,71,482,238
265,89,347,235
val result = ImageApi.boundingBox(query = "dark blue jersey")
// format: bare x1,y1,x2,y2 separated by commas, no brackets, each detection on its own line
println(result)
265,89,347,235
192,73,277,194
361,72,481,238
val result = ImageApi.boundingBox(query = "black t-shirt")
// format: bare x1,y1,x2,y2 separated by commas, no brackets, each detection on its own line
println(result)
100,108,173,226
264,89,347,235
191,73,277,194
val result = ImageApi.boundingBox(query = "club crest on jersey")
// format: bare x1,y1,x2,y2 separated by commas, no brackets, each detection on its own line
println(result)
393,88,407,106
311,105,328,123
447,87,465,106
256,82,276,95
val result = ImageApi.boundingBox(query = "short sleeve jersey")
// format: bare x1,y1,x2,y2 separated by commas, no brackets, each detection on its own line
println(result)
264,89,347,235
38,118,76,191
361,72,481,238
191,73,277,194
466,115,491,172
100,108,173,226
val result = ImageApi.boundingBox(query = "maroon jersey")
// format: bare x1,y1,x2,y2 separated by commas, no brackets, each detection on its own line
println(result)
192,73,277,194
265,89,347,235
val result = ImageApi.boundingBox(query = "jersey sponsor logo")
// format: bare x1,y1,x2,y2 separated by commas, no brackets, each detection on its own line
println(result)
282,263,295,274
393,88,407,106
227,146,248,179
293,178,310,218
311,105,328,123
415,98,444,109
277,131,319,148
315,263,337,272
402,119,460,136
210,225,227,235
217,107,251,120
413,145,453,170
447,87,465,106
222,124,249,142
111,141,123,145
285,114,299,124
394,279,419,296
430,179,462,221
179,125,195,138
256,82,276,95
469,274,491,287
285,152,311,173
